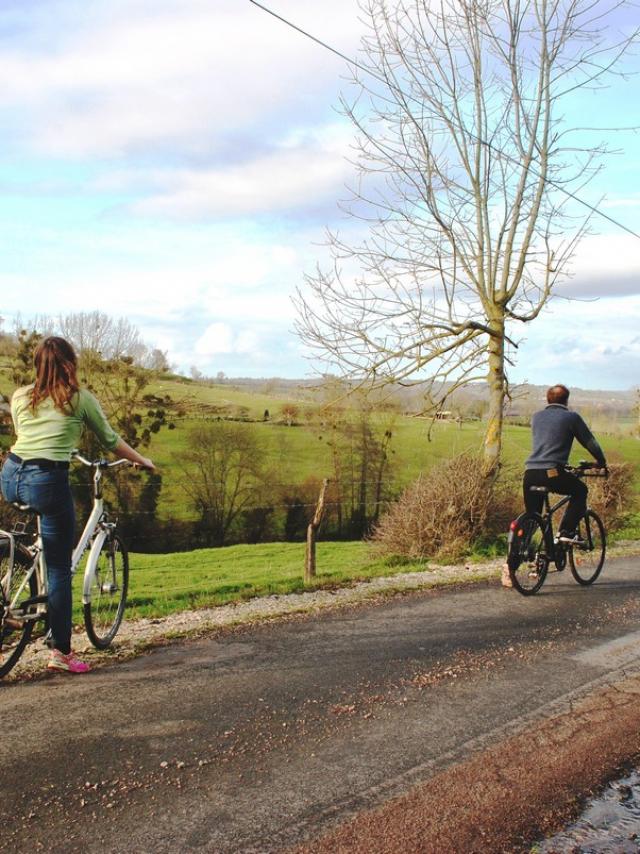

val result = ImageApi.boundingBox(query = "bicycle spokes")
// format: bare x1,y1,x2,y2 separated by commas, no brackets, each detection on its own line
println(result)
0,543,37,678
508,514,549,595
83,533,129,649
569,510,606,586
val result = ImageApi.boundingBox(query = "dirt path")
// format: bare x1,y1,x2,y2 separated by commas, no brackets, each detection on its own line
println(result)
292,672,640,853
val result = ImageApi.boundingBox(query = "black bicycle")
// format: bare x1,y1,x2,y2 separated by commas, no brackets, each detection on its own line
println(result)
506,461,607,596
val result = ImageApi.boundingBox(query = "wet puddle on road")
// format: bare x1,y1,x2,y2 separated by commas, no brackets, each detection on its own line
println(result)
537,770,640,852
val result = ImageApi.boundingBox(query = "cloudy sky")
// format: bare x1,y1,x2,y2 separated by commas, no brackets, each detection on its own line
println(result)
0,0,638,389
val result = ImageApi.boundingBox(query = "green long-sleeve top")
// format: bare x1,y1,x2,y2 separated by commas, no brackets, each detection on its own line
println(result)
10,385,120,462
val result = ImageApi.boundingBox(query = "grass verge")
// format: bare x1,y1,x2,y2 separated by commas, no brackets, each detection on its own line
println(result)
70,527,640,627
71,540,437,623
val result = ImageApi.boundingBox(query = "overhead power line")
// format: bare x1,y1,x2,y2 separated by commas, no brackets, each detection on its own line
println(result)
248,0,640,241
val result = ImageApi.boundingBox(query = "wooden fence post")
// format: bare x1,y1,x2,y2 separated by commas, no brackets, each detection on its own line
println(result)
305,478,329,584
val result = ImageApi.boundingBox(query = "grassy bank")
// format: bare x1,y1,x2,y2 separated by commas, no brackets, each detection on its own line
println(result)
129,415,640,524
69,515,640,626
71,540,435,623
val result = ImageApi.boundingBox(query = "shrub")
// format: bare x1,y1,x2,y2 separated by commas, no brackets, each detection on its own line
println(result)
585,460,636,532
371,453,518,562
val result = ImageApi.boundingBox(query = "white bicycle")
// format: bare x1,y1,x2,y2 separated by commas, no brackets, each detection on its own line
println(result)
0,452,132,678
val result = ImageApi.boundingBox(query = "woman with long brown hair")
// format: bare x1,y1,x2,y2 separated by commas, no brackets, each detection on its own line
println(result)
1,336,154,673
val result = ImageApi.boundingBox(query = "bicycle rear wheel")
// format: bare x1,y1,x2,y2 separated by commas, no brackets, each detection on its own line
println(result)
0,542,37,678
84,532,129,649
568,509,606,585
507,513,549,596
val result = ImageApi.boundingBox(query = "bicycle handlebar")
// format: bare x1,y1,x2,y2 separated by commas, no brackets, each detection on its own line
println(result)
71,451,137,469
569,460,608,478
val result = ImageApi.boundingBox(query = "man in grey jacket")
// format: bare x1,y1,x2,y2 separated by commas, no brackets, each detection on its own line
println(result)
523,384,607,541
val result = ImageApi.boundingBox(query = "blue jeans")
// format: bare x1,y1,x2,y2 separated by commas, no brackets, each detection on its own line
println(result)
1,456,75,654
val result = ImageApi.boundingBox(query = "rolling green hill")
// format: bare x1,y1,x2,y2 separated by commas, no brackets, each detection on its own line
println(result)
2,357,639,529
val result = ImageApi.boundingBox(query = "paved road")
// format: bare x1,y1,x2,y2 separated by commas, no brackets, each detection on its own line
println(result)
2,556,640,853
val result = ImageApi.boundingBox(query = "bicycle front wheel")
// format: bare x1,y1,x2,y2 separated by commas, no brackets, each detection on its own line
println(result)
508,513,549,596
0,543,37,679
84,532,129,649
568,509,606,586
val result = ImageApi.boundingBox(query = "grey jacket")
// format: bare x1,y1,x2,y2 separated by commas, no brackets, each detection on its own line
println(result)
525,404,606,470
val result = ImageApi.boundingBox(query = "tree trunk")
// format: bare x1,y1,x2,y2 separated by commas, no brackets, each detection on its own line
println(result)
305,478,329,583
483,312,506,477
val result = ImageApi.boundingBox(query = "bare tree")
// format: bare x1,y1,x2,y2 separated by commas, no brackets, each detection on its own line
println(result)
182,422,268,546
144,348,171,372
296,0,637,474
58,311,148,363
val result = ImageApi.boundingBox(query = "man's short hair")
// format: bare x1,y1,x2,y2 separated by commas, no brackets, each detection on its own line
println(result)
547,384,570,405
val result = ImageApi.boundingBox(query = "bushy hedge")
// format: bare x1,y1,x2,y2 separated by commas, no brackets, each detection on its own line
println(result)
371,453,518,562
372,455,638,563
585,460,636,531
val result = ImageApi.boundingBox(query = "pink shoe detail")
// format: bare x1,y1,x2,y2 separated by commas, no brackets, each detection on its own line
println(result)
47,650,90,674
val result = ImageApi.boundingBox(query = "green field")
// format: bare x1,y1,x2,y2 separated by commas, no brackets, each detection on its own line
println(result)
98,368,640,519
148,408,640,522
4,358,640,525
69,540,427,623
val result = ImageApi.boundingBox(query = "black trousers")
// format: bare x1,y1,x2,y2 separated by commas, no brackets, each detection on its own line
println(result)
523,467,588,535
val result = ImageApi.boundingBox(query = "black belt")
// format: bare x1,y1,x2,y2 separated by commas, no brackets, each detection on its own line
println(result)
8,452,69,470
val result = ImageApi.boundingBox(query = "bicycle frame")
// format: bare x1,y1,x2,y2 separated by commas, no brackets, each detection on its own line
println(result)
535,490,571,561
531,466,604,561
73,471,112,606
1,454,129,621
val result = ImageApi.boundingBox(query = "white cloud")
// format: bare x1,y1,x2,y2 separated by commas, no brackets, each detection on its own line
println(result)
191,323,268,370
602,195,640,210
558,232,640,298
512,294,640,389
129,125,354,218
235,329,261,356
195,322,235,356
0,263,299,326
0,0,363,158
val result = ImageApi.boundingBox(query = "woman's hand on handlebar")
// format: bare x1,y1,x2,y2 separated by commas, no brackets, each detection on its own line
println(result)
112,438,156,472
133,456,156,472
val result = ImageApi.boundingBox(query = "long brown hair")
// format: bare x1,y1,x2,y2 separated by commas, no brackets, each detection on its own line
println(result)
30,336,80,413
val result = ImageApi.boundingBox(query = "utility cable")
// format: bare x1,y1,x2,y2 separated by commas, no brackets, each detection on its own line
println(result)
248,0,640,241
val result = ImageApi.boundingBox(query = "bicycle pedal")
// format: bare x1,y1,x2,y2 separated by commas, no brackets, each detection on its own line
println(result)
557,535,584,546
